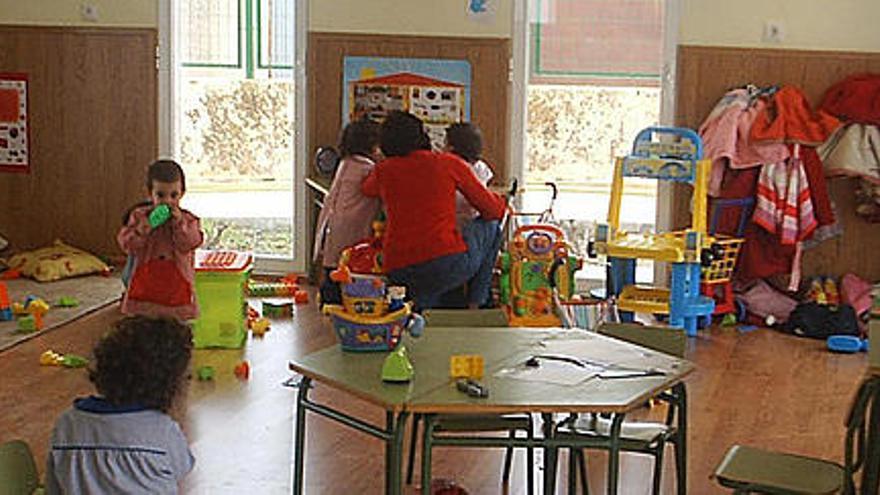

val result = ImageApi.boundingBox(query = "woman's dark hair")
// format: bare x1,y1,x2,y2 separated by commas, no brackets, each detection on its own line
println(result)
147,159,187,192
339,118,381,158
89,316,193,413
445,123,483,164
380,111,430,157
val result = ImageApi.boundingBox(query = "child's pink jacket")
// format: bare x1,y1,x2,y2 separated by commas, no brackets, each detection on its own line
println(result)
117,205,204,321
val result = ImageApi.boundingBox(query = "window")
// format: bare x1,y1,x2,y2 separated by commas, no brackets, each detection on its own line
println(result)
519,0,673,285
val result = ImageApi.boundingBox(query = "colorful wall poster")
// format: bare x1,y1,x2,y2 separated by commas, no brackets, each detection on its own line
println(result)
342,56,472,149
0,73,29,173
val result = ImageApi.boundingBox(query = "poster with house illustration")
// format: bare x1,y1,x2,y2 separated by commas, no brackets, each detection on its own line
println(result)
342,56,472,149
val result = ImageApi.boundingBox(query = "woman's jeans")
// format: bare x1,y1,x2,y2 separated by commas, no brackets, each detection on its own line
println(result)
388,218,501,311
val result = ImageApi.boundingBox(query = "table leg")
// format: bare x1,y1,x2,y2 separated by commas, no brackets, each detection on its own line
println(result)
607,413,625,495
674,383,688,495
386,411,409,495
292,376,312,495
421,415,436,495
542,413,558,494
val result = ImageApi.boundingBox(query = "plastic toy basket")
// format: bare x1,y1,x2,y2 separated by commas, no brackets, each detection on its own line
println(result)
701,236,744,284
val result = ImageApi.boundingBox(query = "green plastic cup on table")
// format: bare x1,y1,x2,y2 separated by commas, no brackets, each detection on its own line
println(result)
149,204,171,228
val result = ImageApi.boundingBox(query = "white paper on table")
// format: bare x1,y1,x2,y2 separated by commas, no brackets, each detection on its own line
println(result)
495,358,603,386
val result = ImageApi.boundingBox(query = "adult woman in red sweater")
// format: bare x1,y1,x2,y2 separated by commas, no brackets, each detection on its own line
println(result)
362,111,507,310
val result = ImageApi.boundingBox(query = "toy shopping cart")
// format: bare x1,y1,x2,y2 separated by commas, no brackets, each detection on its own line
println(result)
700,197,754,321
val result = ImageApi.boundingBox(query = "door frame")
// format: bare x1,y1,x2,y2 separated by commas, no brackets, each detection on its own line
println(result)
158,0,309,274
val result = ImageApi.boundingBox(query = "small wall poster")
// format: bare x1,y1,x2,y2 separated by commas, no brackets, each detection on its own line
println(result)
0,73,29,173
342,56,472,150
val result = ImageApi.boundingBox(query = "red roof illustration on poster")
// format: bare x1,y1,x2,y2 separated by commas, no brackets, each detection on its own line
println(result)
353,72,464,88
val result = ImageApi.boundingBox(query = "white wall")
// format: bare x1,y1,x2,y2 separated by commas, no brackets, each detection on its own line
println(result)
0,0,156,27
309,0,512,37
680,0,880,52
1,0,877,54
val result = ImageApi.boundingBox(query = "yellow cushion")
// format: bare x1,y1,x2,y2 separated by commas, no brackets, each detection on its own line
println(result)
7,240,110,282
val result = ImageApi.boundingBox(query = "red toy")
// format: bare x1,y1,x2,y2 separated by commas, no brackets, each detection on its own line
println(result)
294,290,309,304
234,361,250,380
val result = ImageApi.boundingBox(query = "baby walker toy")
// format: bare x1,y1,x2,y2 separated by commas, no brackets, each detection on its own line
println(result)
593,126,717,336
499,182,582,327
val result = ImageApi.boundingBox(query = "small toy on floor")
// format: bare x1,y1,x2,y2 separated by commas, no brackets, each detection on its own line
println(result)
55,296,80,308
262,300,293,318
250,317,271,336
40,350,89,368
196,366,215,381
234,361,250,380
827,335,869,353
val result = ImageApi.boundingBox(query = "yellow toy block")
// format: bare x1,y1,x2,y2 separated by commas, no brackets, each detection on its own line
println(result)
12,302,26,315
251,317,271,336
449,354,484,379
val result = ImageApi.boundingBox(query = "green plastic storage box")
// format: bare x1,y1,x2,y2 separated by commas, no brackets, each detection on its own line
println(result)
192,250,253,349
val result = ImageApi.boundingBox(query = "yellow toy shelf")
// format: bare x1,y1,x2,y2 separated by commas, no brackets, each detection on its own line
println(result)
616,286,670,314
603,232,690,263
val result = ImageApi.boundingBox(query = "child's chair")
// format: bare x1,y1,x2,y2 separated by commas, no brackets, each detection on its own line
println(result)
554,322,688,495
406,308,535,494
0,439,41,495
712,374,880,495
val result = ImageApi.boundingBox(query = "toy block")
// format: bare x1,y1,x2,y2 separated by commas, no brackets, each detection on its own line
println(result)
234,361,250,380
449,354,484,379
262,301,293,318
294,290,309,304
251,317,271,336
56,296,80,308
17,315,37,333
196,366,215,381
40,350,64,366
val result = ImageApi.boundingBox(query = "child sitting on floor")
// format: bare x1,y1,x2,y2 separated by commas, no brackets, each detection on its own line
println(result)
117,160,204,321
312,118,383,306
45,315,195,494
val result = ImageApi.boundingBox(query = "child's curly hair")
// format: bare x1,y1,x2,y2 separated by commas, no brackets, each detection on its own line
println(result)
89,316,193,413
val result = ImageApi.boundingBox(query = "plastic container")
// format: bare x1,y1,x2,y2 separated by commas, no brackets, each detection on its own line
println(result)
192,250,253,349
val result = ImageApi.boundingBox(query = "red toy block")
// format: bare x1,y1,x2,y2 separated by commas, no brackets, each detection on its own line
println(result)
294,290,309,304
234,361,250,380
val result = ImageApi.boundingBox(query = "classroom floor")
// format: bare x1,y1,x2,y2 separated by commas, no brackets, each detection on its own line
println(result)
0,290,868,494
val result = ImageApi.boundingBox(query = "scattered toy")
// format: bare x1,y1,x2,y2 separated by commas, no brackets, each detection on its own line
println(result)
262,300,293,318
234,361,250,380
381,346,414,383
251,318,271,336
449,355,484,379
56,296,80,308
827,335,869,353
17,315,37,333
40,350,89,368
455,378,489,398
196,366,215,381
294,290,309,304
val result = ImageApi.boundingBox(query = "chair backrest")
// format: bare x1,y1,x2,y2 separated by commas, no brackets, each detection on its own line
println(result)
422,308,509,328
843,374,880,490
596,322,687,358
0,440,40,495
